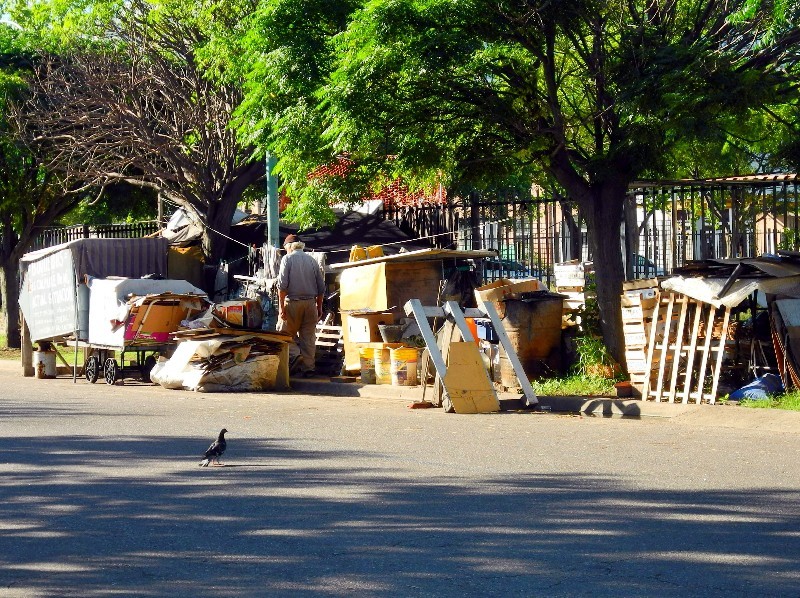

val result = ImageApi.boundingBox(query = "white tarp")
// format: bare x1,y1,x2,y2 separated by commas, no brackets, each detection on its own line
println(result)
661,275,800,308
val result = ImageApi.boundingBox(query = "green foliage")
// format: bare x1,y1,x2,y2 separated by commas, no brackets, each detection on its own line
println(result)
532,374,616,397
58,183,157,225
740,391,800,411
229,0,800,232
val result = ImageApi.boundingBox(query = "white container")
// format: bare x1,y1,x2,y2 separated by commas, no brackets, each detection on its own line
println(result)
34,351,57,379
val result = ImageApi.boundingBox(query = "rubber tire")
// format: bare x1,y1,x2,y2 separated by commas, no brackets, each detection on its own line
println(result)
85,355,99,384
104,358,118,385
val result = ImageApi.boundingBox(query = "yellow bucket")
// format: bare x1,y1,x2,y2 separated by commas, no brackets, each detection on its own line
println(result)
359,347,377,384
366,245,384,259
349,245,367,262
374,346,392,385
390,347,419,386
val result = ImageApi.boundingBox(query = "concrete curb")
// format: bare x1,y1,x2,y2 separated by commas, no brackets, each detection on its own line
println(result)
288,375,800,433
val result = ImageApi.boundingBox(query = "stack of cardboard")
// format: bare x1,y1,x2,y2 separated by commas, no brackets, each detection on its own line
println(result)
151,328,291,392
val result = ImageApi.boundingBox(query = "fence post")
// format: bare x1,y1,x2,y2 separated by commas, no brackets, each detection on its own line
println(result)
469,191,481,250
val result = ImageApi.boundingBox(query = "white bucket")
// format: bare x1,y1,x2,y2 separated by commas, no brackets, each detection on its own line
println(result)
34,351,57,379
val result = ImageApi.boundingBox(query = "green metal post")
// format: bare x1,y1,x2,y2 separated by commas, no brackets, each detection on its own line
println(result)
266,152,280,247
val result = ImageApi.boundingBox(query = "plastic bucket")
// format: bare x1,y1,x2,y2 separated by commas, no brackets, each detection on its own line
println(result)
34,351,57,379
366,245,384,259
359,347,377,384
374,346,392,385
465,317,479,344
349,245,367,262
390,347,419,386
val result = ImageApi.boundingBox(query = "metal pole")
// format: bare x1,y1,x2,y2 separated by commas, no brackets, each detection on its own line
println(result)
265,152,280,248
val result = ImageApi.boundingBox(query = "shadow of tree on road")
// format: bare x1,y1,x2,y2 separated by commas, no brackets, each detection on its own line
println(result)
2,435,798,597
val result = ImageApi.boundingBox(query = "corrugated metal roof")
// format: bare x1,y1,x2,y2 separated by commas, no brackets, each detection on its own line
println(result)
632,173,799,188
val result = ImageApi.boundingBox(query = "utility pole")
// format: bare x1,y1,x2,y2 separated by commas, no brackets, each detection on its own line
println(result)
265,152,280,247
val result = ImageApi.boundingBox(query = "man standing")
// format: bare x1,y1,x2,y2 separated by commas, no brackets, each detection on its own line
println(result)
276,234,326,377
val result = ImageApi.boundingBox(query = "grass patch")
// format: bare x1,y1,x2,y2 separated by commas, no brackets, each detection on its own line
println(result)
532,374,616,396
740,391,800,411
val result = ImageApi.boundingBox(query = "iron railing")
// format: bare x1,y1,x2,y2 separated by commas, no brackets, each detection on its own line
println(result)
31,222,161,251
384,175,800,284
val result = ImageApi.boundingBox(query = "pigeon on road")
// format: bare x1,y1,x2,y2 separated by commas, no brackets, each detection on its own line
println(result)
199,428,227,467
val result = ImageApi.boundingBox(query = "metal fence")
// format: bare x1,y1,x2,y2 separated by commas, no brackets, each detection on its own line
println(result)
385,175,800,285
31,222,161,251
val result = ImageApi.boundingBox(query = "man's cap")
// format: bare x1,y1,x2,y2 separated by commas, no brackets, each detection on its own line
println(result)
284,234,299,245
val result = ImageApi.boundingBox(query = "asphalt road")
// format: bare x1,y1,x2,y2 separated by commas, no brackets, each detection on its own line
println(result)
1,360,800,597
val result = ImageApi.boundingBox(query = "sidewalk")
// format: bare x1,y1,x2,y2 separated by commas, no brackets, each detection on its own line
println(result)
290,374,800,434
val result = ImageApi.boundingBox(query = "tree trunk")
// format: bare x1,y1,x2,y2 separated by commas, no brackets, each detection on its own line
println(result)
577,182,627,368
558,197,581,260
0,259,21,349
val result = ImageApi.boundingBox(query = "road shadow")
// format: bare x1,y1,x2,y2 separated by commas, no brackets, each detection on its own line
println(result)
1,435,798,597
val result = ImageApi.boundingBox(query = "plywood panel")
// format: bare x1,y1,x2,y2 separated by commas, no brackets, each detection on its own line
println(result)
385,261,443,320
442,342,500,414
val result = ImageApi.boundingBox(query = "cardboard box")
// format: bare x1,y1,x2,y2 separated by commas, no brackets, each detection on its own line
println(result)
474,278,544,309
88,278,206,348
344,311,394,343
125,303,187,342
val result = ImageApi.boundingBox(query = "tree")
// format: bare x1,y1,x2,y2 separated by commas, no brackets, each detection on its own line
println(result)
7,0,264,279
239,0,800,365
0,35,80,347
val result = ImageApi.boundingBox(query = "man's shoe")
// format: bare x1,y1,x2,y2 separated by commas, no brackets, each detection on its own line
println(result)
301,369,317,378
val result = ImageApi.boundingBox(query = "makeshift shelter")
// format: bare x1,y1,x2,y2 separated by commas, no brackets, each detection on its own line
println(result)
19,238,171,343
629,252,800,403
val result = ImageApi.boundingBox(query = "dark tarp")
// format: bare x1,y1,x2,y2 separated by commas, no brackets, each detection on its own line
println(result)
20,237,169,280
228,209,435,265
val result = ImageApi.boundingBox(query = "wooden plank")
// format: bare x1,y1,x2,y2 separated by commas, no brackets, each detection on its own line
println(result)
654,293,676,401
707,306,732,405
621,305,644,321
442,342,500,414
680,301,704,404
641,293,663,401
694,303,717,402
554,275,586,288
666,295,690,403
624,331,647,348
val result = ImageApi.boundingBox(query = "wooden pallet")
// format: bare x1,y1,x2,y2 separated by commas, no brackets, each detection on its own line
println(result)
641,292,731,404
621,291,659,399
314,324,344,376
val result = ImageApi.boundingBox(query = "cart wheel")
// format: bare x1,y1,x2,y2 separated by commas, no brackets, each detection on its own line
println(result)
85,355,99,384
104,358,118,385
140,355,157,382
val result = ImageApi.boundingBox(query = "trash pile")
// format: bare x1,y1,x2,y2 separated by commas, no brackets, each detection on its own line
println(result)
627,252,800,403
150,299,292,392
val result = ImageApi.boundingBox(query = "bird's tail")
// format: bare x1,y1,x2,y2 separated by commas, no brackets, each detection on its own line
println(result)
199,459,210,467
